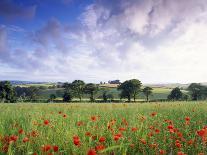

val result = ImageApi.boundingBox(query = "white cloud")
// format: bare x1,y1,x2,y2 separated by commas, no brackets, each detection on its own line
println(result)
1,0,207,83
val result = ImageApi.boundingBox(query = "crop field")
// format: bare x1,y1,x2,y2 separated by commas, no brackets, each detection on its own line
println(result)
0,102,207,155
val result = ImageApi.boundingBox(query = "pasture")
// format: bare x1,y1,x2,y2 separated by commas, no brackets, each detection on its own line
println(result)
0,102,206,155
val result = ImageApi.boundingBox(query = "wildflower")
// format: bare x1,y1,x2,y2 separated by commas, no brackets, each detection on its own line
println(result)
73,135,81,146
185,117,190,121
131,127,138,132
119,127,126,131
151,112,157,117
99,136,106,143
85,132,91,137
95,144,105,151
42,145,51,152
18,129,24,134
44,120,49,125
63,114,67,118
155,129,160,134
91,116,97,121
87,149,97,155
23,137,29,143
113,133,122,141
53,145,59,152
140,138,146,144
10,135,18,142
159,149,166,154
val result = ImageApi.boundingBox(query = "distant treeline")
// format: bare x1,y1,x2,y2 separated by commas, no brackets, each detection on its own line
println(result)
0,79,207,103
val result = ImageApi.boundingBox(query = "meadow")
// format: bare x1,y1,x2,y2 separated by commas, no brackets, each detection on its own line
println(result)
0,102,206,155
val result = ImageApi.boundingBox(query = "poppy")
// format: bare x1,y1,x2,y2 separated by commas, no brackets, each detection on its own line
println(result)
44,120,50,125
99,136,106,143
23,137,29,143
53,145,59,152
87,149,97,155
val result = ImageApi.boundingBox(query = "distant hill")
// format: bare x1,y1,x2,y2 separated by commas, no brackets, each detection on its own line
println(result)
8,80,47,85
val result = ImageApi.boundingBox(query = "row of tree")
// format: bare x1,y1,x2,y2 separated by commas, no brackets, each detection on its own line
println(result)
0,80,207,103
167,83,207,101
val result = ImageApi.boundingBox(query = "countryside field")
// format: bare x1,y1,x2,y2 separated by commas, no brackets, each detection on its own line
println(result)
0,102,206,155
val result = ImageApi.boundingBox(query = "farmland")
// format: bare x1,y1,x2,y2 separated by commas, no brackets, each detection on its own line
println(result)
0,102,206,155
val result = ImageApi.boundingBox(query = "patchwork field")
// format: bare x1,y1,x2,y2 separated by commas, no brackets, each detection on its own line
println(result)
0,102,206,155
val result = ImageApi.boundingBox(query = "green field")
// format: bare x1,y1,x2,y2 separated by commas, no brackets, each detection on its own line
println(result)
37,86,176,101
0,102,206,155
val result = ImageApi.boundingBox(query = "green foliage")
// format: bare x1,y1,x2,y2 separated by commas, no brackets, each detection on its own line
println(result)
0,81,16,103
63,90,73,102
168,87,183,101
71,80,85,101
188,83,207,100
84,83,98,102
143,87,153,101
118,79,142,102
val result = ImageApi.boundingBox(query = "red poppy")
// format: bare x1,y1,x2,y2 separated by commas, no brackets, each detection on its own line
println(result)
53,145,59,152
73,135,81,146
23,137,29,143
44,120,50,125
131,127,138,132
119,127,126,131
42,145,51,152
18,129,24,134
140,138,146,144
95,144,105,151
159,149,166,154
155,129,160,134
10,135,18,142
99,136,106,143
185,117,190,121
63,114,67,118
85,132,91,137
151,112,157,117
177,151,186,155
113,134,121,141
197,129,206,137
87,149,97,155
91,116,97,121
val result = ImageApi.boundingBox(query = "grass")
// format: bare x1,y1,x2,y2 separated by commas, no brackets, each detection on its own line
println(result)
0,101,206,155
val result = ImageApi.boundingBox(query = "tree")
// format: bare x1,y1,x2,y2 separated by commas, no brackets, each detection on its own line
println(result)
49,94,56,102
62,82,74,102
168,87,183,101
84,83,98,102
118,79,142,102
72,80,85,101
103,91,107,102
27,86,40,101
143,87,153,101
63,90,73,102
0,81,16,103
187,83,207,100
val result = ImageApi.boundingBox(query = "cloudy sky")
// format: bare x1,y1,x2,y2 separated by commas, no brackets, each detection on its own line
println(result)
0,0,207,83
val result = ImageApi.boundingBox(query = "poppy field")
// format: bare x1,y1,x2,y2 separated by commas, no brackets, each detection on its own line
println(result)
0,102,207,155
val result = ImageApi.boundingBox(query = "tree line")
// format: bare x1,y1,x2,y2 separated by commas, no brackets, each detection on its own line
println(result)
0,80,207,103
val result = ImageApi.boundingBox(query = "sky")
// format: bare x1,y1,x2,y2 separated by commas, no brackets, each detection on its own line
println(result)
0,0,207,83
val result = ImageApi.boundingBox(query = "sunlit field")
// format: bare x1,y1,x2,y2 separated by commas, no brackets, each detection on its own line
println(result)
0,102,207,155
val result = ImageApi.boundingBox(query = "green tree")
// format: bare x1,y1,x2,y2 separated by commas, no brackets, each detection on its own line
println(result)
0,81,16,103
187,83,207,100
27,86,40,101
168,87,183,101
72,80,85,101
62,82,73,102
118,79,142,102
84,83,98,102
49,94,56,102
143,87,153,101
63,91,73,102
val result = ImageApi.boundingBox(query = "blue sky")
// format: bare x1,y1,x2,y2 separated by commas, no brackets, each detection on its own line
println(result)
0,0,207,83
